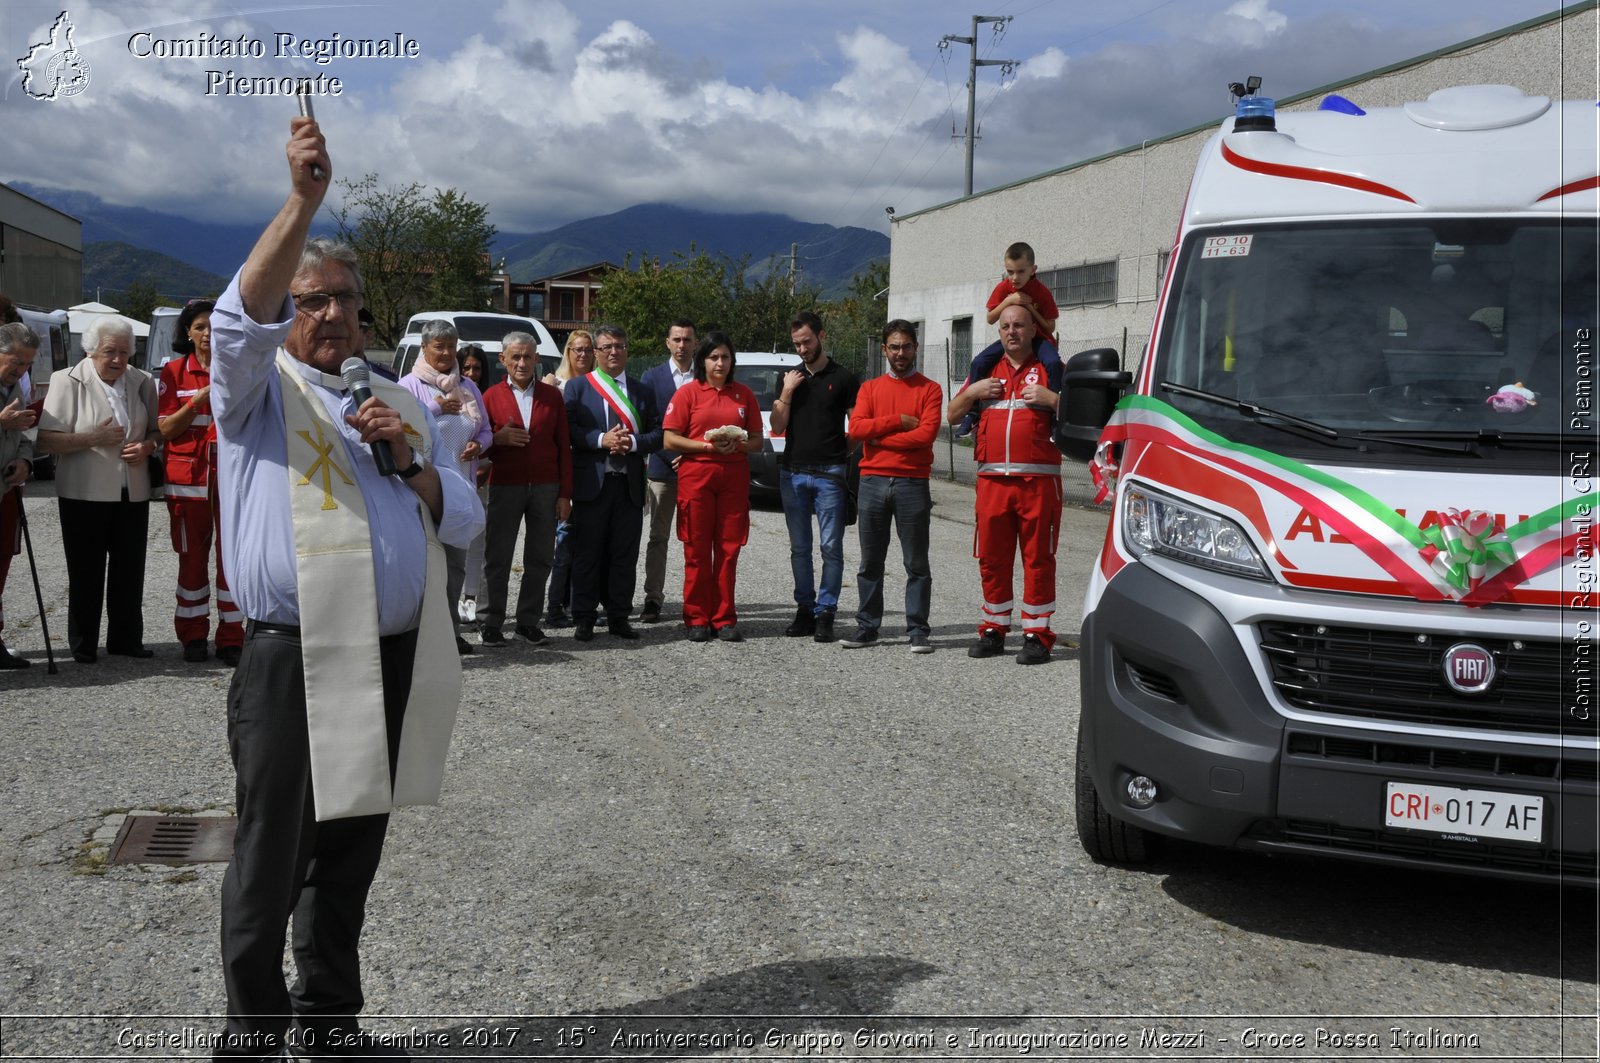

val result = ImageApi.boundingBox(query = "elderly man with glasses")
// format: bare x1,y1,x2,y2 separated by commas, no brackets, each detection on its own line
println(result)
206,115,482,1059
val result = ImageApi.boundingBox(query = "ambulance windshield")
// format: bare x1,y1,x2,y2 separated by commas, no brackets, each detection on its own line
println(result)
1156,219,1596,458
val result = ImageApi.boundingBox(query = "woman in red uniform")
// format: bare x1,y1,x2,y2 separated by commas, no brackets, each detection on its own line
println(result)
661,332,763,642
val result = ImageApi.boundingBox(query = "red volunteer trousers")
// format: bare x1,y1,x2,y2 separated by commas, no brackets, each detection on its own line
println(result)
168,490,243,648
676,460,750,630
973,474,1062,649
0,486,17,635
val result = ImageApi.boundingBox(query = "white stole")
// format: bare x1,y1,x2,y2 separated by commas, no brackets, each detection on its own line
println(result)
276,350,461,821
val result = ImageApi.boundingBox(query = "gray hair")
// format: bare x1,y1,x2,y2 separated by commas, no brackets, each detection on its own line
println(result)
296,235,364,291
501,330,538,351
0,322,41,355
594,324,627,345
82,316,134,355
419,319,458,345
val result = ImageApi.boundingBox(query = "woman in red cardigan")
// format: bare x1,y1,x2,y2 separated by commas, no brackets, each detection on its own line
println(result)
660,332,763,642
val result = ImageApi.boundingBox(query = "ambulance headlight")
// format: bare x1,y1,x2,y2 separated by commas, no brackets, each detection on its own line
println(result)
1123,483,1269,579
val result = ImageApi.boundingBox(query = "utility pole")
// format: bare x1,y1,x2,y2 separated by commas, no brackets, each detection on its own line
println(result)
788,242,801,296
940,15,1017,197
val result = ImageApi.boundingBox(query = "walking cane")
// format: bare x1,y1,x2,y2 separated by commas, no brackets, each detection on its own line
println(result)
13,485,57,675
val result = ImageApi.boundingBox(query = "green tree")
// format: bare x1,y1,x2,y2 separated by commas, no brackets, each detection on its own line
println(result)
816,259,889,375
117,280,170,324
591,248,821,366
327,174,497,347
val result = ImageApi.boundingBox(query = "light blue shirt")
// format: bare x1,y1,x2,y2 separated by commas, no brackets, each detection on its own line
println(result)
210,272,484,635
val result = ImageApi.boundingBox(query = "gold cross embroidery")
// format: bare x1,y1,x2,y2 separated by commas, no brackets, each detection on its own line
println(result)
296,424,354,511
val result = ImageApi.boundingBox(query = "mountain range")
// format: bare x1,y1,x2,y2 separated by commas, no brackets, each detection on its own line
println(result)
13,183,888,306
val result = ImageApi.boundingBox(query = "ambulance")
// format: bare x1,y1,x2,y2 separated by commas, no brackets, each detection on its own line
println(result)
1058,84,1598,884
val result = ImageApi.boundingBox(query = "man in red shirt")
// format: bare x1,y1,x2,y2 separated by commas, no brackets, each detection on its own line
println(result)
839,320,943,653
157,300,244,665
946,305,1063,665
477,333,572,646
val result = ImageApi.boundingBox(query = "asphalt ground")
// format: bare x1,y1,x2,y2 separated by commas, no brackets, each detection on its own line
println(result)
1,471,1595,1061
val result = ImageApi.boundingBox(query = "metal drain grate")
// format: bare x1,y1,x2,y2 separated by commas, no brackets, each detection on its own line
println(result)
108,815,236,865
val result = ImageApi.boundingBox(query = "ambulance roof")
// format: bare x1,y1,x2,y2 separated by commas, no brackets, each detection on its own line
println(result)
1186,85,1600,226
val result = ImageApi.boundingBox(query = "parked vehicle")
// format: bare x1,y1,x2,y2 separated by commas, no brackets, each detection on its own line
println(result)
144,306,182,373
1059,84,1597,884
734,351,802,498
401,312,557,362
15,306,70,479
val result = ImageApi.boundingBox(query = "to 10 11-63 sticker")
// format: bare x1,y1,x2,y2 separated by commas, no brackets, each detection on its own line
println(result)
1201,234,1253,258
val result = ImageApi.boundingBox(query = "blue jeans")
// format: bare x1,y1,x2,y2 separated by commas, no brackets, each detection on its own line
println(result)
853,475,932,637
779,465,847,614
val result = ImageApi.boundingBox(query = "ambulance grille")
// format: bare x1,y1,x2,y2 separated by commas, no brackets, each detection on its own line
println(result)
1254,819,1598,883
1258,624,1589,738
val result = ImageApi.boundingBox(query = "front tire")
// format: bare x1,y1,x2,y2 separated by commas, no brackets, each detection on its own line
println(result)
1075,729,1159,863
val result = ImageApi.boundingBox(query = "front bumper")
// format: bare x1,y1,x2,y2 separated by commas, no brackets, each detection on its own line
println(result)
1080,562,1599,884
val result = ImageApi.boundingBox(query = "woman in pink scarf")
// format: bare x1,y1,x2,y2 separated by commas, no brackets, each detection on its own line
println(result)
401,319,491,654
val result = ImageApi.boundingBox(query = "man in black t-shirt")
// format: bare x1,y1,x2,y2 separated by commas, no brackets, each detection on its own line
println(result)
769,311,859,643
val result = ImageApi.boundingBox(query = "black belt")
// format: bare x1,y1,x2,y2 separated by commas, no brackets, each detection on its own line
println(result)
245,619,300,638
246,618,418,647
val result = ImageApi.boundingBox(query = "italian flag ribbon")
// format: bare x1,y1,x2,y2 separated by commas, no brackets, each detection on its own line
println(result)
586,367,641,435
1098,396,1593,606
1418,510,1518,592
1090,439,1120,505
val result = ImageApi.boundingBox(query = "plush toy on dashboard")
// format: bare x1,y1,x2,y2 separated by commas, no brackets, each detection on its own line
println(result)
1485,381,1538,412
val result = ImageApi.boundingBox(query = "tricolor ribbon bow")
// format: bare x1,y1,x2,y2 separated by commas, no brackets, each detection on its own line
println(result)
1089,441,1120,505
1418,508,1517,592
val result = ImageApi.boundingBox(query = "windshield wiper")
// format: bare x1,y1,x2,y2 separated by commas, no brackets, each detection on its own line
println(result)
1355,428,1569,453
1159,381,1341,440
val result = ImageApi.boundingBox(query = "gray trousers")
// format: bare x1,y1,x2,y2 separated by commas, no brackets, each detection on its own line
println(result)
481,482,559,633
643,477,677,609
853,475,933,637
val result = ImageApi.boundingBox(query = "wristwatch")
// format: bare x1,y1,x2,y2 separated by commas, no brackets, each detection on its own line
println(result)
396,453,426,479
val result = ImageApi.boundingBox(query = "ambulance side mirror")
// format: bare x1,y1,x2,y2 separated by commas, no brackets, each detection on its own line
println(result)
1056,347,1131,462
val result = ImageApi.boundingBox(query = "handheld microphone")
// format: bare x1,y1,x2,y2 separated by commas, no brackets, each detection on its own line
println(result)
295,81,326,182
340,357,399,477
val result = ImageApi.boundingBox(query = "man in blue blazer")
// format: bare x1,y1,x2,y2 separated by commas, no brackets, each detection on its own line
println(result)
563,324,663,642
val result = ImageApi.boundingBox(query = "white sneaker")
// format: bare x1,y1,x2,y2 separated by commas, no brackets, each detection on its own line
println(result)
458,597,477,625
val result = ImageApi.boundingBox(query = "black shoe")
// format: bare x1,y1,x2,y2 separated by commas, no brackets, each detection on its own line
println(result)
608,619,640,640
813,610,836,643
514,624,547,646
784,607,816,637
0,642,30,669
716,624,743,642
839,626,877,648
183,639,209,663
908,633,934,655
480,627,507,647
545,609,573,628
217,645,243,667
107,645,154,658
455,636,475,656
73,650,97,664
640,602,662,624
686,625,712,643
1017,633,1051,666
967,629,1005,659
574,620,595,642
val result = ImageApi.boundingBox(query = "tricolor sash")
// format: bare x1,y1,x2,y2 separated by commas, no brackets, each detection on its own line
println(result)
277,350,461,820
586,368,641,434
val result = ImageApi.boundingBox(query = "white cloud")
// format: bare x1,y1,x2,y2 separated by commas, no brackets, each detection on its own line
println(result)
1201,0,1290,46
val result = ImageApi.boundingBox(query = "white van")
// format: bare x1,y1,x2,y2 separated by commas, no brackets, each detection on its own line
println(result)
734,351,802,497
145,306,183,373
1059,85,1597,884
397,311,558,372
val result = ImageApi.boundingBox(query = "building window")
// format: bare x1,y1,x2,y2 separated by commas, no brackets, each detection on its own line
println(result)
1042,260,1117,308
950,316,973,379
558,291,577,320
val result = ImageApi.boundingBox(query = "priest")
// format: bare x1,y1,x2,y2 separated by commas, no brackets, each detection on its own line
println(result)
207,114,483,1059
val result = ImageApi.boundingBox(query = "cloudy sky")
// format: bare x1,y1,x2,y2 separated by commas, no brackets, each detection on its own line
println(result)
0,0,1569,237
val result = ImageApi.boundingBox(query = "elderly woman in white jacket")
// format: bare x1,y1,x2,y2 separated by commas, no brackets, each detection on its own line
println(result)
37,317,161,663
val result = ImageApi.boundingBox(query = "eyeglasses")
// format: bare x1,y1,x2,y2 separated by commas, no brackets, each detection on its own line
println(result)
884,342,918,353
292,291,364,315
597,342,627,352
570,346,594,355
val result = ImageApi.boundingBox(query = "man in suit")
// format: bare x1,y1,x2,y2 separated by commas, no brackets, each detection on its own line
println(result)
564,324,662,642
637,319,696,623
